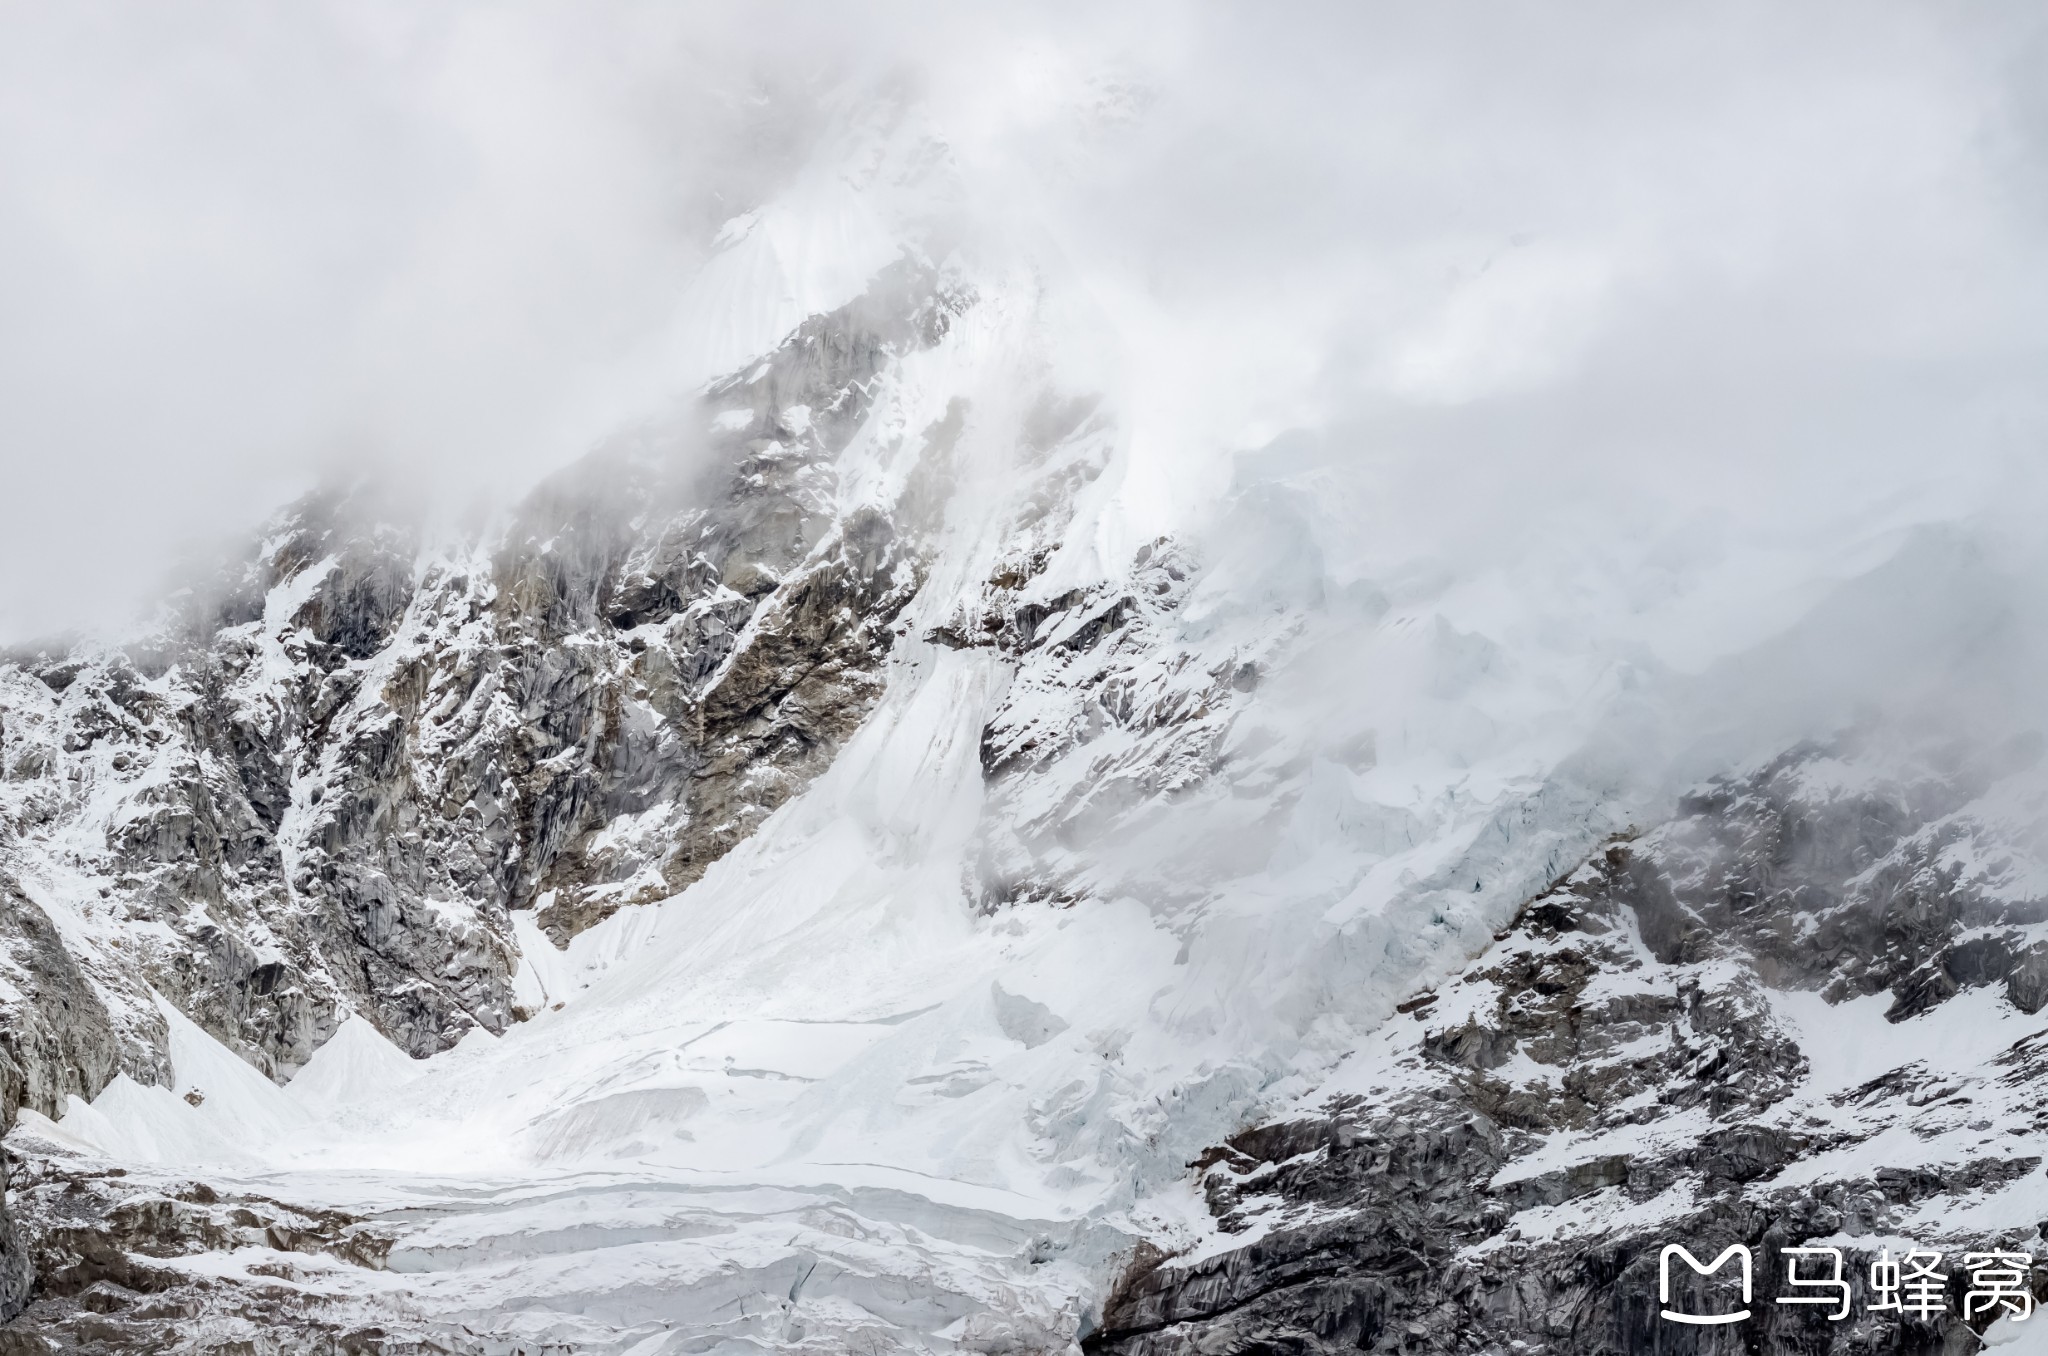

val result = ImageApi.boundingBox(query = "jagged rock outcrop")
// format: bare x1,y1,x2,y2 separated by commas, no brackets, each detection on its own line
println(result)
0,870,169,1324
1095,733,2048,1355
0,262,963,1088
936,464,1295,915
0,1147,25,1327
0,1118,425,1355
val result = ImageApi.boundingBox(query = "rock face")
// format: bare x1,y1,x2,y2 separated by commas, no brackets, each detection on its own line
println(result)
0,1150,25,1328
0,264,971,1321
938,487,1302,919
0,263,956,1074
1092,734,2048,1354
0,1122,409,1355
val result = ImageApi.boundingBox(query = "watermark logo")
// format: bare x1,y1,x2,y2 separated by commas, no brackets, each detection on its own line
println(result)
1657,1244,2037,1326
1660,1245,1751,1325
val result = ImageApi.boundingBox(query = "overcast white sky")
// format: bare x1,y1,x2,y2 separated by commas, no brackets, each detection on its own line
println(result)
1,1,2044,643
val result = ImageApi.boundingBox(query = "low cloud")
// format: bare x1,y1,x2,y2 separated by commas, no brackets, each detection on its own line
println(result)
1,1,2043,642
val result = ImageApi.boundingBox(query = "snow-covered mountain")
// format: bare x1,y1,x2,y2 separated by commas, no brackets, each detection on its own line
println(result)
2,83,2046,1356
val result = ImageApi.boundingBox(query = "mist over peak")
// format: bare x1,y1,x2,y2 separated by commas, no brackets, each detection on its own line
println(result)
5,2,2045,642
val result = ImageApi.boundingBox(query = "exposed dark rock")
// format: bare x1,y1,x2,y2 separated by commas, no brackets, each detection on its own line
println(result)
1095,738,2048,1355
0,1131,444,1354
0,263,969,1096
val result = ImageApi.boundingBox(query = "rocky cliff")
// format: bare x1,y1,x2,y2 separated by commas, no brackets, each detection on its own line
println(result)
1092,732,2048,1355
1,262,958,1074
